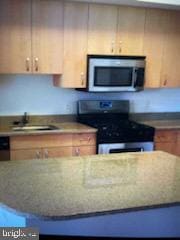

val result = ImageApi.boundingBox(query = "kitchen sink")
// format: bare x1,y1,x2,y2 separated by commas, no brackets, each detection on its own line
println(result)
12,125,58,131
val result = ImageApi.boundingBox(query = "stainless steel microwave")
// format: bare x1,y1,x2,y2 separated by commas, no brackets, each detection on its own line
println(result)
84,55,146,92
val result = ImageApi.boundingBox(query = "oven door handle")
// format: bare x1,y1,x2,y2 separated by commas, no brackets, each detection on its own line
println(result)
109,147,144,154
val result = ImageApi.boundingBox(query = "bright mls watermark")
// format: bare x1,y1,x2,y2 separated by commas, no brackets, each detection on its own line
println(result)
0,228,39,240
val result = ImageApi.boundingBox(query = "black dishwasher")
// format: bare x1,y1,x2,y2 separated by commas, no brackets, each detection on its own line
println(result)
0,137,10,161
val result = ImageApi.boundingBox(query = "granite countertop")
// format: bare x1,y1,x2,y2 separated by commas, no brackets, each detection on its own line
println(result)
140,120,180,130
130,112,180,130
0,113,180,136
1,119,180,136
0,122,97,137
0,151,179,220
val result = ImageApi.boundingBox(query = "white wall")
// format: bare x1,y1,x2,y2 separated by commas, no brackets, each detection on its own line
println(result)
0,75,180,116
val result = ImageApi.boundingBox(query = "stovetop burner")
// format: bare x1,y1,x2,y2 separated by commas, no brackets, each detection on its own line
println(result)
81,118,148,129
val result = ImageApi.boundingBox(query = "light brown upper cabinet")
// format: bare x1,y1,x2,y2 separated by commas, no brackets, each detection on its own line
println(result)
88,4,146,56
143,9,169,88
88,4,118,55
0,0,63,74
160,10,180,88
32,0,63,74
117,6,146,55
54,1,88,88
0,0,32,74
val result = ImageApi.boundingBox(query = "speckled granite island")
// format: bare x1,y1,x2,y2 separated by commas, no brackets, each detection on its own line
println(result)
0,151,180,237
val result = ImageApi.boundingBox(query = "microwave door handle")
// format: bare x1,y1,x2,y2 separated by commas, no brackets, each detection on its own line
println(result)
133,67,138,87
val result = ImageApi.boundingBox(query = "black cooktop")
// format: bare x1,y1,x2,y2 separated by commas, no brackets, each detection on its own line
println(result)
78,116,155,144
77,100,155,144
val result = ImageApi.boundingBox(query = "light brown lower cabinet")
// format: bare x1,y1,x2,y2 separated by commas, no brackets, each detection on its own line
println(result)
11,147,73,160
43,147,73,159
10,133,96,160
11,149,43,160
45,146,96,158
155,142,176,155
11,146,96,160
72,146,96,157
154,129,180,156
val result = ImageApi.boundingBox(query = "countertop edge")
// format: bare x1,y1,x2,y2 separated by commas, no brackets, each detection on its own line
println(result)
0,129,97,137
0,151,180,220
1,202,180,221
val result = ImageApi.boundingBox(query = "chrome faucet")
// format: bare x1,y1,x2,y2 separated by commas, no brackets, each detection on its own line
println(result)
21,112,29,125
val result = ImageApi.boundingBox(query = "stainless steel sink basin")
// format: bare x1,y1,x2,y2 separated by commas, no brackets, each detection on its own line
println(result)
12,125,58,131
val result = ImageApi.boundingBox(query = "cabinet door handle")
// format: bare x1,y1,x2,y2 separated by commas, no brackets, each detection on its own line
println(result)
80,137,91,142
75,148,80,156
26,58,30,72
35,57,39,72
163,79,167,86
111,41,115,53
80,72,85,86
36,151,41,159
44,149,49,159
119,41,122,53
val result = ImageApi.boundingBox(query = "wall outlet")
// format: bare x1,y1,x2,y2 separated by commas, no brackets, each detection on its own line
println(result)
66,104,72,113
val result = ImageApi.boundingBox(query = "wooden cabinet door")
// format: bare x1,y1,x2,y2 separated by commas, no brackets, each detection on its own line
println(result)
10,134,73,150
73,133,96,146
154,130,177,155
73,146,96,157
0,0,32,74
32,0,63,74
143,9,169,88
43,147,73,159
88,3,118,55
117,6,145,55
155,142,176,155
174,144,180,157
58,1,88,88
155,130,177,143
10,132,96,160
160,10,180,88
175,131,180,156
11,149,42,160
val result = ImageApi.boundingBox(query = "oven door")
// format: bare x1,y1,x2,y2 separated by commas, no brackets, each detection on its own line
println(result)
98,142,154,154
89,58,137,92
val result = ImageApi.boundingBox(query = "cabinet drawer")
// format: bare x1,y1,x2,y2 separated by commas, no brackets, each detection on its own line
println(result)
11,149,42,160
43,147,73,159
155,130,177,143
73,146,96,156
73,133,96,146
11,147,74,160
10,134,73,150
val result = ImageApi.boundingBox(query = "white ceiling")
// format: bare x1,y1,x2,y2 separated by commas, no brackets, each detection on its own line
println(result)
70,0,180,9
